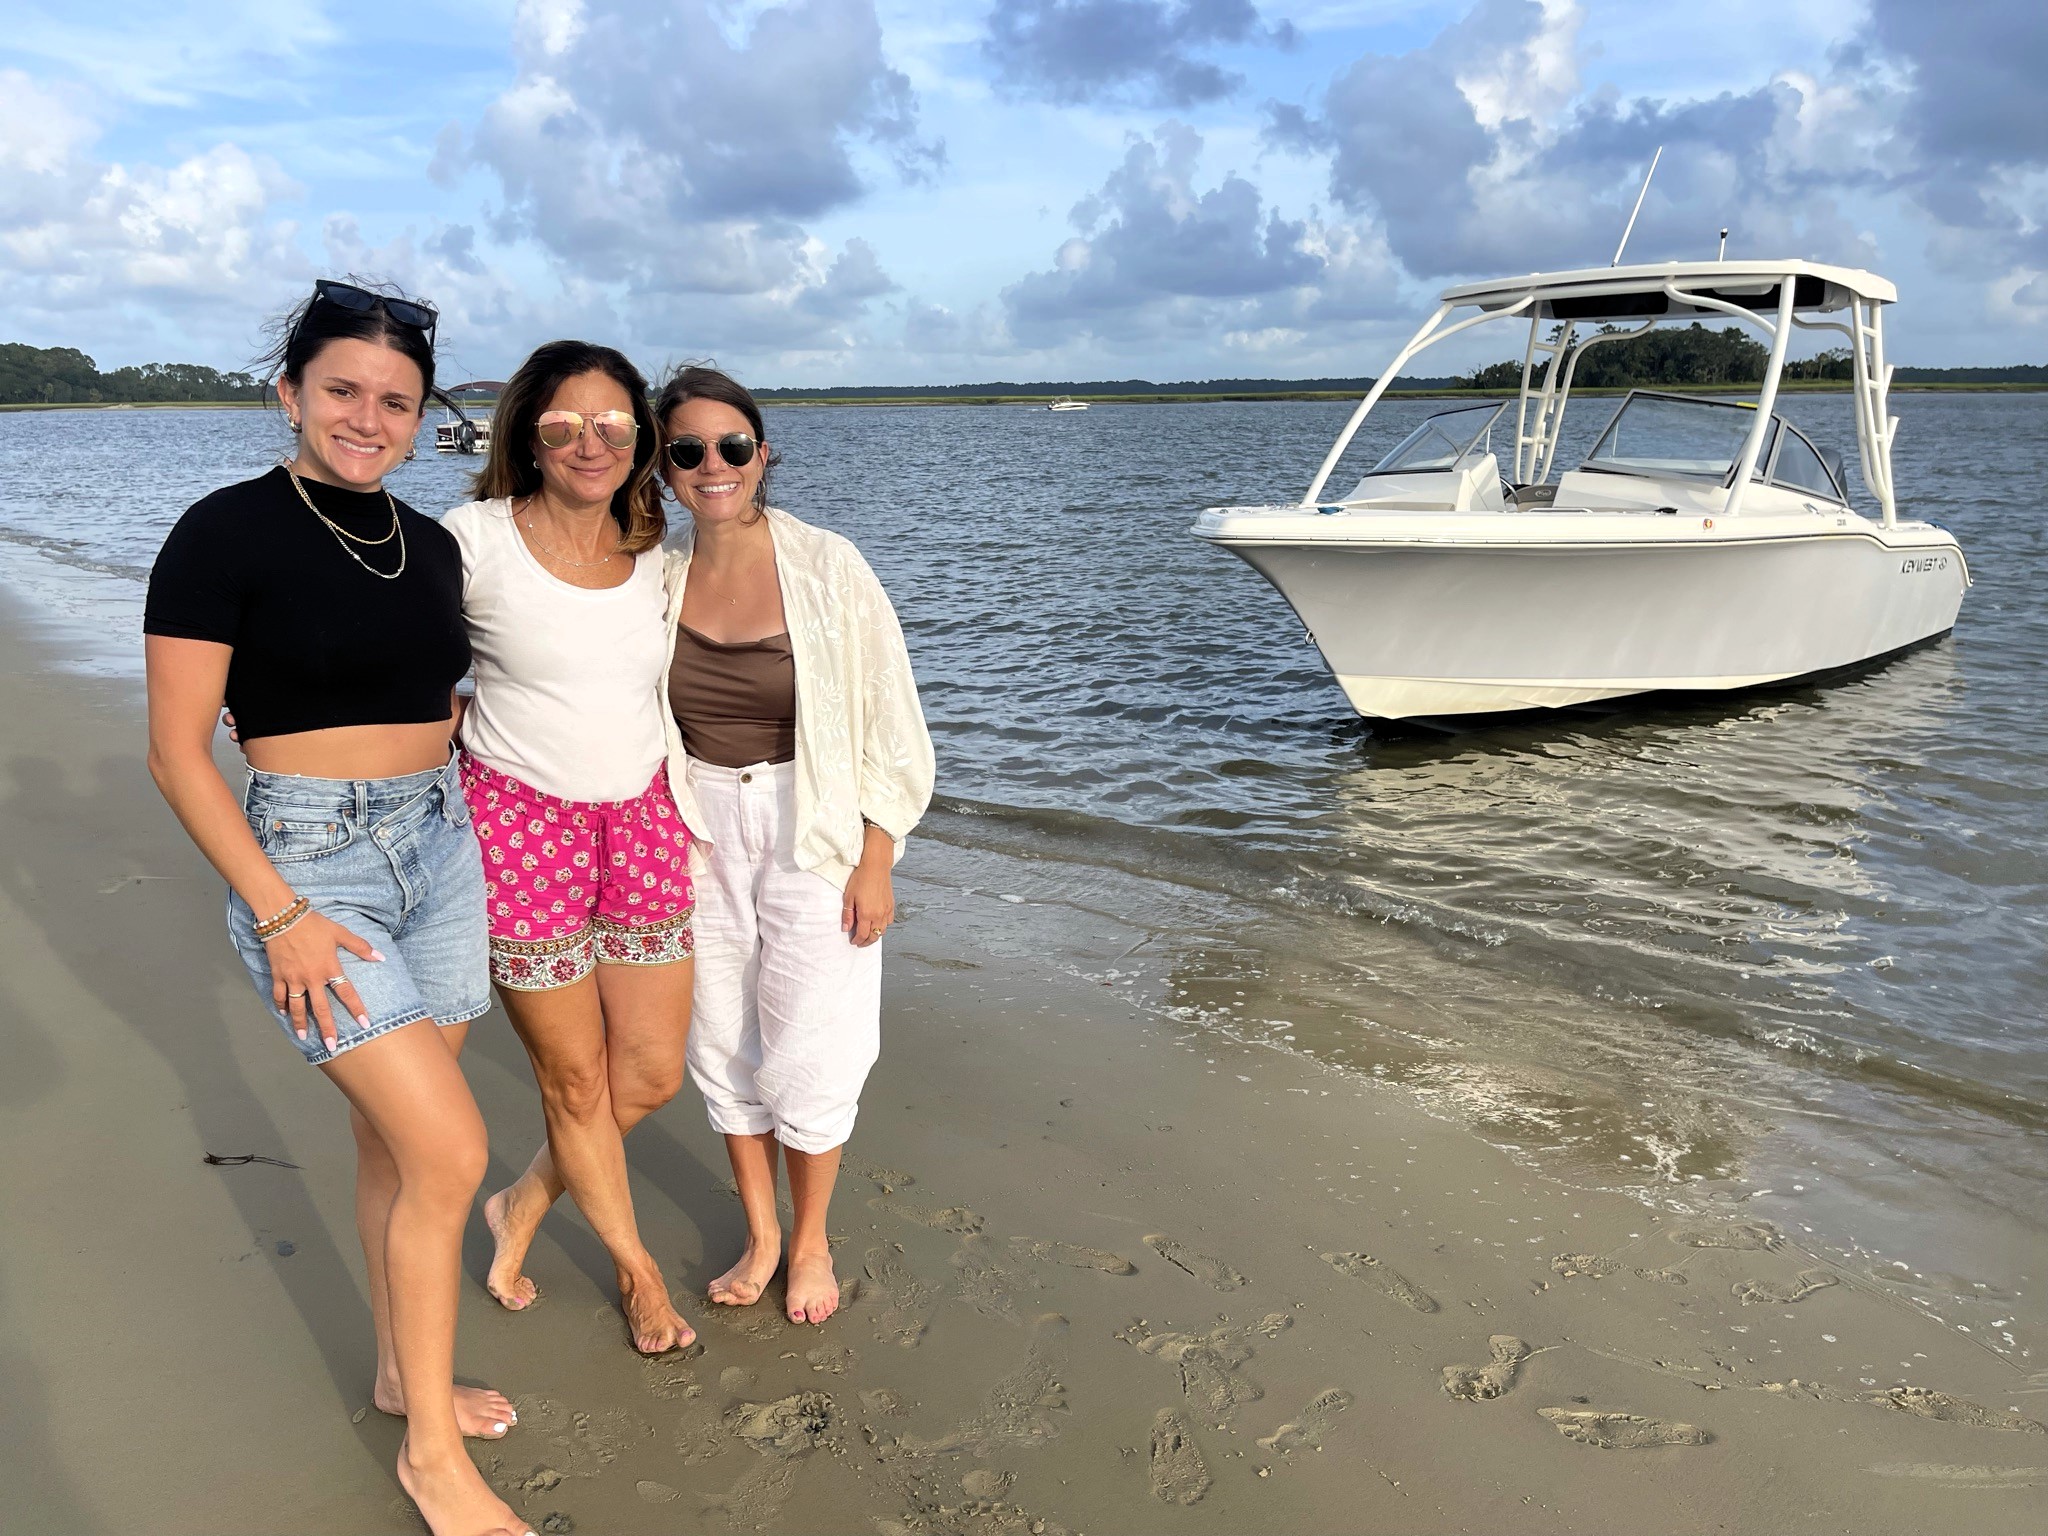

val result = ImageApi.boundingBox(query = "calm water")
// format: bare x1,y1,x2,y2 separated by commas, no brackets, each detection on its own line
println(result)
3,394,2043,1312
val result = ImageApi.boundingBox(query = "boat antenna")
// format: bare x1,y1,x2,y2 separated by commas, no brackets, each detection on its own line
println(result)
1610,145,1663,266
1717,227,1729,261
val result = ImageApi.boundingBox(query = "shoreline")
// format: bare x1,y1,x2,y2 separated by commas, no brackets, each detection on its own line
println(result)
5,379,2046,415
2,586,2043,1532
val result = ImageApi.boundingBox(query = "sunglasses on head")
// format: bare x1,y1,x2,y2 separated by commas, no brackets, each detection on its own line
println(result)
663,433,758,472
537,409,639,450
312,279,437,339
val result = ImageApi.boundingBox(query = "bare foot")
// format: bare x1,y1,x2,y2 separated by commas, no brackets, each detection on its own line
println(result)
482,1180,546,1311
375,1378,518,1439
786,1245,839,1325
708,1233,781,1308
395,1433,532,1536
619,1267,696,1355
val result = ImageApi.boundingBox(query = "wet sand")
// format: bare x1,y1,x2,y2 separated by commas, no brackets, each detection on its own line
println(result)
1,596,2041,1535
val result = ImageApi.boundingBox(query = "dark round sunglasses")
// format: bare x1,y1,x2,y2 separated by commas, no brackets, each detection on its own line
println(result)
312,278,438,339
664,432,758,472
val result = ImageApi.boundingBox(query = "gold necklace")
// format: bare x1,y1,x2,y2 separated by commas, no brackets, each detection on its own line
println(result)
519,498,621,569
286,464,407,579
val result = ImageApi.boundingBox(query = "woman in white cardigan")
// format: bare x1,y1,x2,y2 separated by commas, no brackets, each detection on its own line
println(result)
655,365,934,1325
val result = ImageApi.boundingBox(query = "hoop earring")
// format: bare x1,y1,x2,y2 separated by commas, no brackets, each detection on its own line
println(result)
289,417,301,432
404,445,416,461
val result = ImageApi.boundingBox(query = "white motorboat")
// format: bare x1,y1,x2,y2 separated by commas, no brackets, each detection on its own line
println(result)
1191,259,1967,720
1046,396,1088,411
434,411,491,454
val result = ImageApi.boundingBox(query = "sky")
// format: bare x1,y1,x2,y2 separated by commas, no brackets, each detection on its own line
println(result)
1,0,2043,385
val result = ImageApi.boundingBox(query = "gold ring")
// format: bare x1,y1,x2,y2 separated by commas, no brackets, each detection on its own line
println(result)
286,989,309,998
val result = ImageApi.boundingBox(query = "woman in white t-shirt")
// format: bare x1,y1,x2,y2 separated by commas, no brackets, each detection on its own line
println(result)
443,341,696,1355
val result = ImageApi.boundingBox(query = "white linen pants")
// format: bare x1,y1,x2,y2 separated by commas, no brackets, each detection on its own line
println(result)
685,758,881,1154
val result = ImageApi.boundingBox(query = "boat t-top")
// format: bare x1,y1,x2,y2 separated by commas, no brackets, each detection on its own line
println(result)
1191,259,1967,720
433,381,501,455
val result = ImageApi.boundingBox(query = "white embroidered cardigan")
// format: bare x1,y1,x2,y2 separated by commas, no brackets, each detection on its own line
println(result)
660,506,936,891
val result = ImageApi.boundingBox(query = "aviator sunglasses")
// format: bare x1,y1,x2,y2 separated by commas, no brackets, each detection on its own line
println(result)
311,278,438,340
663,432,758,472
537,409,639,450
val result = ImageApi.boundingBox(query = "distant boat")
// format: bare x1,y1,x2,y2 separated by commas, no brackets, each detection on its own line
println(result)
1046,396,1088,412
434,380,502,455
434,413,491,454
1191,258,1967,721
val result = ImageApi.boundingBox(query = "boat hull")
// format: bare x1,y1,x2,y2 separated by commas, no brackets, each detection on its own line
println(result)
1205,525,1966,719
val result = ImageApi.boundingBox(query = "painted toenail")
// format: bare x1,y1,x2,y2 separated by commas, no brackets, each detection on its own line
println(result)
493,1422,506,1433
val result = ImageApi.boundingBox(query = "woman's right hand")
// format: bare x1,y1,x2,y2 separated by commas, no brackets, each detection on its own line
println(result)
265,910,383,1051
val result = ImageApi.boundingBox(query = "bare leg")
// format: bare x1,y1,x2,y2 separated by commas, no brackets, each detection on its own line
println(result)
361,1022,514,1435
493,964,694,1352
322,1020,527,1536
709,1131,783,1306
485,961,693,1310
783,1144,843,1324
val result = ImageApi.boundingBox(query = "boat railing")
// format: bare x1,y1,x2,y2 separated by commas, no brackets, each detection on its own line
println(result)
1302,265,1899,526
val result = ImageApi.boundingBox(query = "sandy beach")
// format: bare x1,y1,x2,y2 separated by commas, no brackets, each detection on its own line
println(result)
1,588,2041,1536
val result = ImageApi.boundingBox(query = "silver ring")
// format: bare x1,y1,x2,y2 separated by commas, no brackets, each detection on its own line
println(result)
325,976,347,986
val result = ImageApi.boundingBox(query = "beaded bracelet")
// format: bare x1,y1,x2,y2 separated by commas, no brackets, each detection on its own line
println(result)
254,894,311,942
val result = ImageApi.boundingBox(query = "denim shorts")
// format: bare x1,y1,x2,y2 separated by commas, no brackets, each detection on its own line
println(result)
227,756,491,1065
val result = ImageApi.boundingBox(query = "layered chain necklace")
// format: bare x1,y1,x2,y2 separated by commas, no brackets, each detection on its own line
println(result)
286,462,406,579
518,497,622,569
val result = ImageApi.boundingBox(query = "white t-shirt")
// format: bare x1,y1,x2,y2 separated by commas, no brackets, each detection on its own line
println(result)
443,498,669,803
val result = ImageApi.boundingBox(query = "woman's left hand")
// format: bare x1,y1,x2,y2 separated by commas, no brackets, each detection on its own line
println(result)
841,859,894,947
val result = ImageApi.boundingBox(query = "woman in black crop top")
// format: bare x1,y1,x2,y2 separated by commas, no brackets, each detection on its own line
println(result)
144,282,530,1536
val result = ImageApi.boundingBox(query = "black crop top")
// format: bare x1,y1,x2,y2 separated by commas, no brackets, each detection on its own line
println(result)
144,466,470,740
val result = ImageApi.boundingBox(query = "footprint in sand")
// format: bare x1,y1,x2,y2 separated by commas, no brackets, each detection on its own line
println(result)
953,1232,1036,1324
636,1479,682,1504
1634,1266,1689,1285
1550,1252,1621,1279
807,1343,860,1374
1732,1269,1838,1306
1442,1336,1534,1401
1258,1388,1354,1454
700,1392,840,1529
1667,1219,1780,1251
1120,1314,1292,1421
1539,1408,1711,1449
889,1313,1072,1457
1008,1236,1137,1275
861,1387,908,1417
1149,1409,1212,1504
864,1247,939,1349
845,1157,917,1193
1862,1386,2045,1433
873,1198,985,1234
1321,1251,1438,1312
1144,1234,1247,1291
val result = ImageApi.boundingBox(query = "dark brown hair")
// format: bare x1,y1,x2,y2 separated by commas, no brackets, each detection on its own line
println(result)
473,339,664,555
653,364,782,517
255,275,437,414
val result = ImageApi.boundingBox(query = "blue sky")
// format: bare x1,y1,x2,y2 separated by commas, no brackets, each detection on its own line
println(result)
2,0,2043,384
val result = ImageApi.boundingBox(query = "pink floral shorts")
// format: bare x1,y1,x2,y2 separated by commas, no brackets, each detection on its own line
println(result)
460,754,694,991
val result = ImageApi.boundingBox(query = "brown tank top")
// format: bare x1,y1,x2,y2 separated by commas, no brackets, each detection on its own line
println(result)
668,623,797,768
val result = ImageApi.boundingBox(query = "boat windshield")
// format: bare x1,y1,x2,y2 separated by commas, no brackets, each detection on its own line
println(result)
1365,401,1509,475
1582,392,1769,482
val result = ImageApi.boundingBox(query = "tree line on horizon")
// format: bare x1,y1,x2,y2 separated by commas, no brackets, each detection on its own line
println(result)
4,334,2043,407
1454,323,2048,390
0,344,266,405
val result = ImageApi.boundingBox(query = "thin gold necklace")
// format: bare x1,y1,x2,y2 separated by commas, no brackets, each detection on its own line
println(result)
286,463,407,579
519,497,622,568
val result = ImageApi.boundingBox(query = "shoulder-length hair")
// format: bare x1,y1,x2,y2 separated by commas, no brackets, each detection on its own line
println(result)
472,340,664,555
